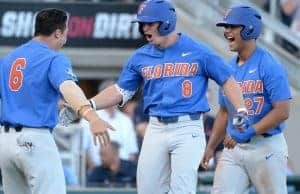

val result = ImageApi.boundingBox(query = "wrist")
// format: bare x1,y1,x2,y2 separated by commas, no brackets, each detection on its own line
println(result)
89,99,96,110
247,125,257,137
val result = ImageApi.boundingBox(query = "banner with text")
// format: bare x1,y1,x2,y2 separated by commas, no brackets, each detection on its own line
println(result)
0,2,146,48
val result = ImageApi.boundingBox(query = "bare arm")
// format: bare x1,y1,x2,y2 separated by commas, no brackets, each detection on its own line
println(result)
222,77,246,111
207,106,228,150
59,80,114,146
92,85,123,110
201,106,228,169
59,80,90,114
253,100,290,134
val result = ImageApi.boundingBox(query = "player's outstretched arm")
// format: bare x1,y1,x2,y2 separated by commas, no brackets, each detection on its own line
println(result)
201,106,228,170
91,85,123,110
222,77,246,111
59,80,115,146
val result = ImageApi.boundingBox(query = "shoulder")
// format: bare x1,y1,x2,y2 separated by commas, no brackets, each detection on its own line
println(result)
180,34,216,55
257,47,284,69
50,52,72,66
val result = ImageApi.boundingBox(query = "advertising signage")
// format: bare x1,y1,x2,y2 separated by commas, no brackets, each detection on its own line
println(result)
0,2,146,48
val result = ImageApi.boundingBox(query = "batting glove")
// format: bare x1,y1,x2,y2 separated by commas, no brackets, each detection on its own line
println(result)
228,126,256,143
232,108,249,131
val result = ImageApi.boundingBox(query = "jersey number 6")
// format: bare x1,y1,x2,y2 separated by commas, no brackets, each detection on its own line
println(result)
9,58,26,91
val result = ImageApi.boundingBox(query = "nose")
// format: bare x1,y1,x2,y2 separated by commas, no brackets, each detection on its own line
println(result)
224,26,233,33
142,23,151,31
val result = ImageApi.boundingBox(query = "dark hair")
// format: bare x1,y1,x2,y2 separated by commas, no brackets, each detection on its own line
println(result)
34,8,68,36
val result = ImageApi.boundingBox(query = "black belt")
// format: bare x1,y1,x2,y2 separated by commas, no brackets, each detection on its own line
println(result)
245,133,273,143
2,125,23,132
156,113,201,124
262,133,273,138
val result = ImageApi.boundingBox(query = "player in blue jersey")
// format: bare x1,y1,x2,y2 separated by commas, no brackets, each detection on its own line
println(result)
83,1,249,193
0,8,112,194
201,6,292,194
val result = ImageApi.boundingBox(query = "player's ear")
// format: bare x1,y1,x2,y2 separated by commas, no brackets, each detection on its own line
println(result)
54,29,63,39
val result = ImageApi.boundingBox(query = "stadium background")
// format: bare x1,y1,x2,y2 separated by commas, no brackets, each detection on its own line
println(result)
0,0,299,193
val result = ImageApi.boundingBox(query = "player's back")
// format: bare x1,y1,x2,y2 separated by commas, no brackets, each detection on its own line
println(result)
0,40,61,128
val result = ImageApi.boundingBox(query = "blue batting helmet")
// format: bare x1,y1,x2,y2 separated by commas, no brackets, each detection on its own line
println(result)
132,0,176,36
216,6,262,40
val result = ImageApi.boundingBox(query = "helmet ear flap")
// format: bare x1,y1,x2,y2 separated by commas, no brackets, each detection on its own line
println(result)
158,20,170,35
240,25,256,40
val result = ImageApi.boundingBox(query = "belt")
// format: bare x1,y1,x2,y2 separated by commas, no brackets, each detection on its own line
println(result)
2,124,23,133
262,133,273,138
244,133,273,143
155,113,201,124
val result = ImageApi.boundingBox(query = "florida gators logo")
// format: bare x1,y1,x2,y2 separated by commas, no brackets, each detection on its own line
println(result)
138,3,146,15
223,8,232,19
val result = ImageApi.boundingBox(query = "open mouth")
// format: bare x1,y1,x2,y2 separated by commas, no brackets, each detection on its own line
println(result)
144,33,152,40
226,36,235,42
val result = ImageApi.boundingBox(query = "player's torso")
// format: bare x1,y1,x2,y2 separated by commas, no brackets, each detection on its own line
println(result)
134,36,210,116
221,47,289,134
0,40,60,127
222,48,270,120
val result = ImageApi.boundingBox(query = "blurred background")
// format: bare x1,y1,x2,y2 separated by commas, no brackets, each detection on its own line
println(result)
0,0,299,193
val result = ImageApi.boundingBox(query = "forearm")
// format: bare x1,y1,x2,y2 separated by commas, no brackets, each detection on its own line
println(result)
59,80,98,121
253,101,290,134
91,85,123,110
222,77,246,110
206,107,228,150
60,80,90,113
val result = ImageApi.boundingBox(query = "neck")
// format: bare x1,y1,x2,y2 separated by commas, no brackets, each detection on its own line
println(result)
33,36,57,50
237,40,256,65
158,32,179,49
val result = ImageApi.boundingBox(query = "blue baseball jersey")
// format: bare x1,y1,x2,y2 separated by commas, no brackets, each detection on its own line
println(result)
219,47,292,135
0,40,77,130
117,33,233,116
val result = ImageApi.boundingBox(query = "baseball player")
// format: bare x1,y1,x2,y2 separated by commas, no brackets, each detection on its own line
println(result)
87,1,247,193
201,6,292,194
0,8,113,194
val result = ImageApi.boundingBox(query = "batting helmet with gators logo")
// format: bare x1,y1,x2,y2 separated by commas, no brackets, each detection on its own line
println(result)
132,0,176,36
216,6,262,40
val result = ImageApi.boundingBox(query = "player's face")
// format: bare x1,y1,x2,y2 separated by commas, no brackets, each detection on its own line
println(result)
223,25,243,52
141,22,164,46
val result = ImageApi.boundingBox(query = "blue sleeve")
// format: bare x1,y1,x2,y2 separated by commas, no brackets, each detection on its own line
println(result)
204,53,233,86
117,56,143,91
263,60,292,102
48,54,78,90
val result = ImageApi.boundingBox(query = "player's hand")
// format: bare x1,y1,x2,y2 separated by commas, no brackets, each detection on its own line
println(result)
223,135,236,149
88,113,115,147
58,103,79,126
228,126,256,143
200,147,214,170
232,108,249,131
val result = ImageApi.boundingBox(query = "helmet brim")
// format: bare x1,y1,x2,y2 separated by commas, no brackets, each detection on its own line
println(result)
132,16,160,23
216,21,243,27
